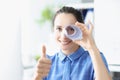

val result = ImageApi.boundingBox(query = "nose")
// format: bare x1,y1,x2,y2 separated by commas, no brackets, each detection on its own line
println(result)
60,29,68,39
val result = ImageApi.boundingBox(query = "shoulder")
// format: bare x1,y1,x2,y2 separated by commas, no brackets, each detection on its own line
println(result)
46,52,59,61
85,51,107,62
83,51,108,65
86,51,109,69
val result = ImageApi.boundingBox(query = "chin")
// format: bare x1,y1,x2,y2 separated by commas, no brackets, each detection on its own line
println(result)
60,44,73,51
58,40,76,50
61,47,69,50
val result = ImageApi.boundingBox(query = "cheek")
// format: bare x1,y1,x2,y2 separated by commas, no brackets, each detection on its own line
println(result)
54,32,60,41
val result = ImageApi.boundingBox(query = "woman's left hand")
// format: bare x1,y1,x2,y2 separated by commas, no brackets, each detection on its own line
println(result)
73,21,96,50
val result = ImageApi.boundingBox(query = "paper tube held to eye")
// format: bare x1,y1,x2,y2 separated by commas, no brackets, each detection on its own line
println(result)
64,25,83,40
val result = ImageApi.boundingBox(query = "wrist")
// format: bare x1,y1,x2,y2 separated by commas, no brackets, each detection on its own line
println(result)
87,44,100,54
32,75,43,80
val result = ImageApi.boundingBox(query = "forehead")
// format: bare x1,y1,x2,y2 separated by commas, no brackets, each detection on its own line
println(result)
54,13,77,27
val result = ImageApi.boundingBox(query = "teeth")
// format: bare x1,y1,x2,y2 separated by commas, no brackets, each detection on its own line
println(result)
61,41,69,45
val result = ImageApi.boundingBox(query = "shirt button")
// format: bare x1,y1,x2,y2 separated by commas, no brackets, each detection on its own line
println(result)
66,57,69,61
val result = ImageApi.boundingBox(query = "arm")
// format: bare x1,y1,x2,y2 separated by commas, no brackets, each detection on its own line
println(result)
88,41,111,80
32,45,51,80
74,21,112,80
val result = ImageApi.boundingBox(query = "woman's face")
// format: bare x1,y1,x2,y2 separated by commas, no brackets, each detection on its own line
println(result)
54,13,79,54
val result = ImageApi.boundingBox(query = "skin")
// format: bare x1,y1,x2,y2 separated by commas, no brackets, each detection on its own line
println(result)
54,13,80,55
33,13,112,80
33,45,51,80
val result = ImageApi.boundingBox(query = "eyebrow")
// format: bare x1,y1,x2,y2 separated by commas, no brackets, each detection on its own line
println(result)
55,25,62,28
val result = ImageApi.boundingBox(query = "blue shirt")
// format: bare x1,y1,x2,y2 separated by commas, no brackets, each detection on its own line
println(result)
43,47,109,80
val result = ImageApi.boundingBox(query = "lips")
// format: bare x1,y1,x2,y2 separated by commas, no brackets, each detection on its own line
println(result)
60,40,72,45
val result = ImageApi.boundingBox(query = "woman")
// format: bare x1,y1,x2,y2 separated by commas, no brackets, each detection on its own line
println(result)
33,6,112,80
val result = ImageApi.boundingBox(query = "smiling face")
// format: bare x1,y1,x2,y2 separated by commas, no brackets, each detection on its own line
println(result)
54,13,79,55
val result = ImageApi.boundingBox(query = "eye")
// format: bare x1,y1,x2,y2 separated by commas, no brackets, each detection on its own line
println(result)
66,26,74,31
55,26,62,32
66,26,75,35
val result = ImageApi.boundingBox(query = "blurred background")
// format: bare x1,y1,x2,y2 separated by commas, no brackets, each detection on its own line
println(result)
0,0,120,80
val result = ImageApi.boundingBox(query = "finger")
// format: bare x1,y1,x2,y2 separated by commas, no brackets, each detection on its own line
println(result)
39,59,51,65
37,68,50,74
75,21,85,27
88,21,94,33
75,21,88,31
36,68,50,78
41,44,46,58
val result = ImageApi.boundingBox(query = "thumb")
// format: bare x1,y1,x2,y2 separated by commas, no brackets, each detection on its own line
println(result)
41,44,46,58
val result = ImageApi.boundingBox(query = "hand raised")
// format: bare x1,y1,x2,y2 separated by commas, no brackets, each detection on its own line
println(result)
74,21,95,50
33,45,51,80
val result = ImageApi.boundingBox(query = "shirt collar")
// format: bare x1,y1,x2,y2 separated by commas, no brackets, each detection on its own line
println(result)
58,47,85,62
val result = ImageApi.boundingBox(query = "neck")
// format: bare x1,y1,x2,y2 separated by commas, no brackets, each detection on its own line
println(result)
62,46,80,56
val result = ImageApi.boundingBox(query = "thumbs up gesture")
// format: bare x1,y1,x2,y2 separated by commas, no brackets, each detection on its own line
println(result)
33,45,51,80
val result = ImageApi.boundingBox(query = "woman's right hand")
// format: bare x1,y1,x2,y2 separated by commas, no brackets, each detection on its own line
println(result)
33,45,51,80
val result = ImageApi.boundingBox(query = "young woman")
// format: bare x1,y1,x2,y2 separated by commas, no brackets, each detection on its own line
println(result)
33,6,112,80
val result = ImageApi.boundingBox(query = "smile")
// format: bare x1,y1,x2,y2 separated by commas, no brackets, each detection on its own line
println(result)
60,40,72,45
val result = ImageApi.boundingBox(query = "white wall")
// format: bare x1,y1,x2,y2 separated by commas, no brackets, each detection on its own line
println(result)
95,0,120,65
0,0,23,80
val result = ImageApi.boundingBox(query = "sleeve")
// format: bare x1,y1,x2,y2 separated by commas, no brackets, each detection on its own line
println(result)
100,52,110,72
